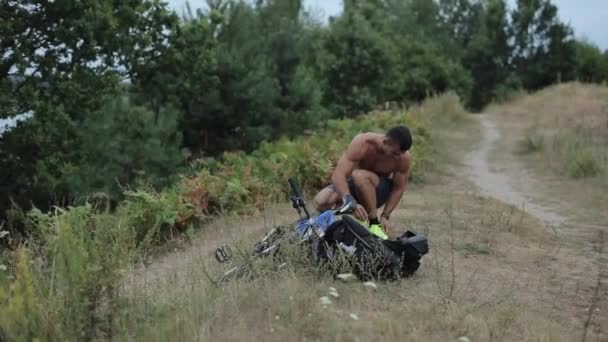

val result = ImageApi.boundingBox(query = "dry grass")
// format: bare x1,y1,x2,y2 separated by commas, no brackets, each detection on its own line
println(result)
486,82,608,131
486,82,608,226
114,107,606,341
114,175,602,341
492,83,608,179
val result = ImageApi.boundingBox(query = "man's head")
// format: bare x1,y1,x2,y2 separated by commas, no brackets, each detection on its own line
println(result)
382,125,412,156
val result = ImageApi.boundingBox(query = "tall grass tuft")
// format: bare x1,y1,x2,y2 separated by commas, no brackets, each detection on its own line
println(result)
517,132,544,155
0,249,47,341
416,91,469,125
549,127,605,179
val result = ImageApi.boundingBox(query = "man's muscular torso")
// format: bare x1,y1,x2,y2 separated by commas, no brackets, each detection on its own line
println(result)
351,133,410,177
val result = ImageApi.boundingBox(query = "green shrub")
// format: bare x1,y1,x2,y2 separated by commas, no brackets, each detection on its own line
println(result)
0,249,47,341
517,133,544,155
64,97,185,202
550,128,605,179
454,241,493,255
415,92,469,126
0,204,143,340
118,186,188,248
569,149,601,178
179,107,435,220
491,75,526,104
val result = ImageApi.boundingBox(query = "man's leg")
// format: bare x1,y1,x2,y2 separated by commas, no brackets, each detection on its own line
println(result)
374,178,394,208
313,186,341,212
351,169,380,219
351,170,390,239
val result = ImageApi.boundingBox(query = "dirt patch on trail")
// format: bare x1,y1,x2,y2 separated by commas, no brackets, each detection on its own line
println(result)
465,115,566,227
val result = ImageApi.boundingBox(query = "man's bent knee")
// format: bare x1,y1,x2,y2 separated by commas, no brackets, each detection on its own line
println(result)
313,187,338,212
352,169,379,187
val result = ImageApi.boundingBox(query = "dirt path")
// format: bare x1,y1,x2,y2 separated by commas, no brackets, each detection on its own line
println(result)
464,113,606,341
465,115,566,227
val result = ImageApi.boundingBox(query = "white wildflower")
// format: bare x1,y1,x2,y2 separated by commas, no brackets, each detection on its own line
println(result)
362,281,377,290
320,296,332,306
336,273,357,282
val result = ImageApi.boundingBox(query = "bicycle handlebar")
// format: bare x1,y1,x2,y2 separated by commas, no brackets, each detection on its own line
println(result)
288,178,301,198
287,178,357,219
288,178,311,219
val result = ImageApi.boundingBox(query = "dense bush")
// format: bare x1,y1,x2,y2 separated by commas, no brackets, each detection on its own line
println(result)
64,97,185,200
574,40,608,83
549,128,606,179
0,0,178,222
178,104,435,220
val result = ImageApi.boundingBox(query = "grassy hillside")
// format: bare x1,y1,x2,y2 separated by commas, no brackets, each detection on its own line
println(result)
114,91,601,341
0,94,443,340
488,82,608,224
490,82,608,179
2,88,604,341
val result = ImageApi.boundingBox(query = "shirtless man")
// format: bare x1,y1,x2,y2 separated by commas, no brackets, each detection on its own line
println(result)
313,126,412,240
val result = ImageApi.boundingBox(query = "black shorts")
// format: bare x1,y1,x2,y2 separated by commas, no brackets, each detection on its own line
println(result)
330,177,393,208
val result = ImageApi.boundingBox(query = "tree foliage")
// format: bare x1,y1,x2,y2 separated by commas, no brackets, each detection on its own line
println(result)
1,0,606,219
510,0,577,89
463,0,512,109
320,10,398,116
574,40,608,83
0,0,178,215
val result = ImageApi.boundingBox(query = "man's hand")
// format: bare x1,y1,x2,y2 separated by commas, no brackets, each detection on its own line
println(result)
380,215,392,235
354,204,368,221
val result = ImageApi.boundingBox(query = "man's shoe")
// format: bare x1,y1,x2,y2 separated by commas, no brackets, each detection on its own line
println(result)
369,224,389,240
354,218,368,227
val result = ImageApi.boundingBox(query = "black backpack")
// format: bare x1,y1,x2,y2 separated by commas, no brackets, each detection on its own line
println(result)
316,215,429,281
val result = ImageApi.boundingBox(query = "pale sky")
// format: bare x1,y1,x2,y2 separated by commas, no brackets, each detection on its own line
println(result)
168,0,608,50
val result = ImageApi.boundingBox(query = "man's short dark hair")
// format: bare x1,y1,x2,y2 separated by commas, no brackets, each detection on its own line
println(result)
386,125,412,151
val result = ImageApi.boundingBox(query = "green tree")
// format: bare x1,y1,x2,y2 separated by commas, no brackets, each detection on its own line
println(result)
393,39,472,103
382,0,443,42
61,97,184,200
437,0,484,55
0,0,178,217
344,0,388,31
257,0,328,136
320,11,398,116
574,40,608,83
511,0,577,89
464,0,513,109
134,0,325,154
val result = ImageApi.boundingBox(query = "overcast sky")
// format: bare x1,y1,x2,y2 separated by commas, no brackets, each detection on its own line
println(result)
169,0,608,50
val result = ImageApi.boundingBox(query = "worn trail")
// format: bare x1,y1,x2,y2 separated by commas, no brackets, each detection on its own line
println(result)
465,115,565,227
465,113,606,341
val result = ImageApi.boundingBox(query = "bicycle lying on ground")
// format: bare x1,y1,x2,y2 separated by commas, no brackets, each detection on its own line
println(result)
208,179,429,285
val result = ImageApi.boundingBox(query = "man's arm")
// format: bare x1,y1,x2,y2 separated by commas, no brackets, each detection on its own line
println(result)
381,155,411,218
331,135,366,197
